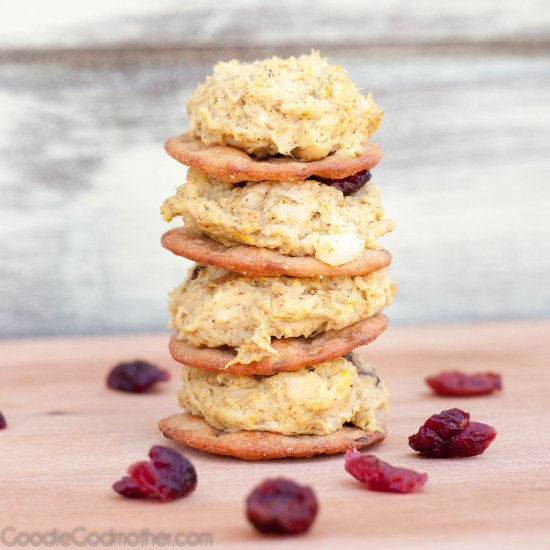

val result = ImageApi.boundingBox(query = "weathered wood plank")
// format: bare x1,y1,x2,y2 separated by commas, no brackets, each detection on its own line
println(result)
2,1,550,50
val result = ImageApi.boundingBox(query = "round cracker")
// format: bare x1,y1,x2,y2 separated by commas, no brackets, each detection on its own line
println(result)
161,228,392,278
169,313,387,375
159,413,386,460
164,133,383,183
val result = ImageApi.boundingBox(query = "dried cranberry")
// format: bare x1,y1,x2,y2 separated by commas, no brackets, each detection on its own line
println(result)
426,370,502,396
112,474,149,498
0,412,6,430
409,408,496,458
314,169,372,195
107,360,169,393
190,265,205,280
447,422,498,457
424,408,470,440
113,445,197,502
345,352,382,385
246,478,318,535
345,451,427,493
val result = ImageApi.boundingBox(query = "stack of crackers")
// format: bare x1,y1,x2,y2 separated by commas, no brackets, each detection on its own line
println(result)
159,52,396,460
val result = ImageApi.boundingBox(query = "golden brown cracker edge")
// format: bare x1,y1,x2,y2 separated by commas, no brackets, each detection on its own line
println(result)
168,313,388,375
161,228,392,278
159,413,386,460
164,133,383,183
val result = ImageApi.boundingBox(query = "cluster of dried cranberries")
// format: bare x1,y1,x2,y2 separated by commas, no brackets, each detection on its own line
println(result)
409,408,497,458
113,445,197,502
107,360,169,393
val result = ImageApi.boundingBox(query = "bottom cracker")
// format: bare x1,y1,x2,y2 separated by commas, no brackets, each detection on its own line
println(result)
158,413,386,460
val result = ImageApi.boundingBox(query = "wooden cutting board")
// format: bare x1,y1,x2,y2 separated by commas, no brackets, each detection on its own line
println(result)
1,321,549,549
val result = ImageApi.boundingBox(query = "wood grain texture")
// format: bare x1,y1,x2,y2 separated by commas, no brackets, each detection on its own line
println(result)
2,0,550,50
1,321,549,548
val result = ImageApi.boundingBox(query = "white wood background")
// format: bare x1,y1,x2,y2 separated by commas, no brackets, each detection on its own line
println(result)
0,2,549,337
2,1,550,49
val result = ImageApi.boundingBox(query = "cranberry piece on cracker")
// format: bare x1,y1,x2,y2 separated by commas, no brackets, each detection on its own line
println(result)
0,412,6,430
426,370,502,396
314,169,372,195
107,360,169,393
246,478,318,535
113,445,197,502
345,450,427,493
409,408,497,458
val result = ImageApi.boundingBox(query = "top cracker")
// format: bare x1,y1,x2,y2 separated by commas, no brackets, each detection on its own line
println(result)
164,133,382,183
166,51,383,182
